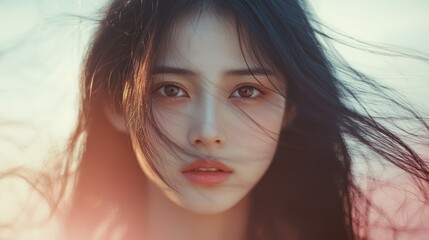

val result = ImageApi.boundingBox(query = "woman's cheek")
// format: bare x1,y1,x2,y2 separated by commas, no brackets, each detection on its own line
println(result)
232,99,285,141
153,102,192,138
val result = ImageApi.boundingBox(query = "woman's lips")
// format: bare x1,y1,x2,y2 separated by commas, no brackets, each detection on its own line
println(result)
181,160,233,186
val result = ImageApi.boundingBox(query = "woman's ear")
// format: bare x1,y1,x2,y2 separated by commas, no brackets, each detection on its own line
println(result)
103,102,128,133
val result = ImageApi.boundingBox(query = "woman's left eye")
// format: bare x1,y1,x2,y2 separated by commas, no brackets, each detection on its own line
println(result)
230,85,263,99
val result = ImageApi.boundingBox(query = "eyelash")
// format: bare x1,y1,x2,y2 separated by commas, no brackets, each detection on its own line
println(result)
230,83,265,101
153,82,266,101
154,82,189,98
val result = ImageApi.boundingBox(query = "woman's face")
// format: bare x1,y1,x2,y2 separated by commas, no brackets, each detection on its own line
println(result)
133,11,286,215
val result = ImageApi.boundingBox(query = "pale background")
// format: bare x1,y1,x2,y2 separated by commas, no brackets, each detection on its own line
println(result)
0,0,428,239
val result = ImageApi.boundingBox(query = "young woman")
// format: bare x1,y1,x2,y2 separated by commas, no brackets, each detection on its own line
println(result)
4,0,429,239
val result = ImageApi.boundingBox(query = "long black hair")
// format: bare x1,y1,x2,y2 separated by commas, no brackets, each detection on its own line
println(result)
7,0,428,239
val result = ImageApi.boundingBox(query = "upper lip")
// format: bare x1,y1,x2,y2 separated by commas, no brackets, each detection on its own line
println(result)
181,159,233,173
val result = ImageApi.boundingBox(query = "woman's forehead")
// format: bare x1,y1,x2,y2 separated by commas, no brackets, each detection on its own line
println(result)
158,11,265,74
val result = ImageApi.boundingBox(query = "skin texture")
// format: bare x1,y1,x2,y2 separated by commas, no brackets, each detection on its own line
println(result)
108,10,286,240
147,10,286,212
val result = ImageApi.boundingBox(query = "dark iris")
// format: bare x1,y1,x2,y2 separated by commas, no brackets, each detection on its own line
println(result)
164,84,180,97
238,87,255,98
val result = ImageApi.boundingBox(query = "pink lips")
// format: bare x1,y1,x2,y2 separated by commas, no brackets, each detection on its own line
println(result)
181,160,233,186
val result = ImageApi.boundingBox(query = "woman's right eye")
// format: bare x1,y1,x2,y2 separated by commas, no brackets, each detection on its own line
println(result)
156,84,189,98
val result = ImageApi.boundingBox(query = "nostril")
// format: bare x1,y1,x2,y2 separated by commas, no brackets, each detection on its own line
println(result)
193,139,222,145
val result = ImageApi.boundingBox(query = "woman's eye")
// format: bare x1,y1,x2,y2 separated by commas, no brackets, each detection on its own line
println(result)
157,84,188,98
230,86,262,99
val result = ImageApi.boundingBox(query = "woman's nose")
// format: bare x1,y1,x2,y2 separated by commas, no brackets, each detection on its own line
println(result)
189,123,226,148
188,99,226,149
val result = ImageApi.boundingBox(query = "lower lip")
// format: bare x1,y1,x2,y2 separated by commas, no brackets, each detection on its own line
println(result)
182,171,232,185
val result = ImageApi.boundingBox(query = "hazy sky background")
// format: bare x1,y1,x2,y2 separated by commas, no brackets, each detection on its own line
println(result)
0,0,428,239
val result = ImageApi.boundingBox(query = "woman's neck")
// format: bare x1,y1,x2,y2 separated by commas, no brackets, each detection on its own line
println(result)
142,180,250,240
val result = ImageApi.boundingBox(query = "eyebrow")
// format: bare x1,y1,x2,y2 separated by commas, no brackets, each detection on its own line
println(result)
151,66,275,77
225,68,275,77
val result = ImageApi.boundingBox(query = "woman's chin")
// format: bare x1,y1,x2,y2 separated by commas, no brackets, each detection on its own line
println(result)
169,188,250,216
